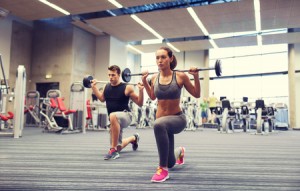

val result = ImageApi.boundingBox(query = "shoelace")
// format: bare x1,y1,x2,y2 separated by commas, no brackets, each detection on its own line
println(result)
109,148,116,154
179,148,184,159
156,168,163,175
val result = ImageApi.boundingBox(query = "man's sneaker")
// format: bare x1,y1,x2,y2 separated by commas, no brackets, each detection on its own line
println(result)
132,133,140,151
151,167,169,183
176,147,185,165
104,148,120,160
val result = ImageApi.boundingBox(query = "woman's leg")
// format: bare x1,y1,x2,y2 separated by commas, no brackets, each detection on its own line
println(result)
153,114,187,168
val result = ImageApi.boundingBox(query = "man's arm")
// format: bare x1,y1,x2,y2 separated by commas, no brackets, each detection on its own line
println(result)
91,80,106,102
126,83,144,107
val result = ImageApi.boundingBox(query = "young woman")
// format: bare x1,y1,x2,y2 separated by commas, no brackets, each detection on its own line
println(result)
141,47,200,183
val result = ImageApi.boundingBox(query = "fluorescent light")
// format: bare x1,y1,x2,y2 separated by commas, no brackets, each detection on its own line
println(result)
131,15,164,40
254,0,262,46
257,35,262,46
0,7,9,17
39,0,70,15
86,23,103,33
107,10,117,16
254,0,261,31
209,39,218,49
166,43,180,52
187,7,218,49
108,0,123,8
261,28,287,35
45,74,52,79
187,7,209,36
210,31,257,39
127,44,144,54
141,39,162,45
109,1,165,48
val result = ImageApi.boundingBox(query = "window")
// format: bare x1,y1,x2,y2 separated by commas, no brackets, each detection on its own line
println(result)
209,44,288,104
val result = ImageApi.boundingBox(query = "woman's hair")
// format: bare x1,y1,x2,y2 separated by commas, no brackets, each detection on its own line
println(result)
159,47,177,70
108,65,121,75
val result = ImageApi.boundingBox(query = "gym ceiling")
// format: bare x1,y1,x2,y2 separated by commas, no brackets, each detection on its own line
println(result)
0,0,300,53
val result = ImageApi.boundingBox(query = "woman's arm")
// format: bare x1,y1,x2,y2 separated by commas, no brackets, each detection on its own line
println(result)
181,68,200,98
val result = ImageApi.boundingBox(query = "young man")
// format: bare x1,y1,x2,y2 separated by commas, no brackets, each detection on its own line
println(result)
91,65,144,160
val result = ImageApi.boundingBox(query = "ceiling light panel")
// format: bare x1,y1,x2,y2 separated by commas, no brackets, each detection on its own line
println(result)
138,8,205,38
49,0,115,14
193,0,256,34
87,15,158,41
0,0,65,20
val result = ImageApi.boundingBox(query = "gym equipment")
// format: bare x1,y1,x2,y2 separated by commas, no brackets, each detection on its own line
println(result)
24,90,41,127
274,103,289,130
13,65,26,138
240,104,250,132
56,97,81,134
220,99,236,133
82,75,136,88
0,57,25,138
121,59,222,82
214,106,223,131
184,100,199,131
85,100,108,131
138,98,155,129
70,82,87,133
40,90,63,133
254,100,275,135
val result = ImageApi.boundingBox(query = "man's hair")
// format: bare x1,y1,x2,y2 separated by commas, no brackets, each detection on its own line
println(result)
108,65,121,75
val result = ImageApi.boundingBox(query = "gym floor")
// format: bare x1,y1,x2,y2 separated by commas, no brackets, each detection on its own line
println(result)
1,127,300,191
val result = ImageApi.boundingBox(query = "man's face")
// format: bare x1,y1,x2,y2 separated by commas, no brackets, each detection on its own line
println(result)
108,70,120,85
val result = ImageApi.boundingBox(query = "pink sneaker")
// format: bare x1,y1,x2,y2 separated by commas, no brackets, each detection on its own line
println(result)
176,147,185,165
151,167,169,183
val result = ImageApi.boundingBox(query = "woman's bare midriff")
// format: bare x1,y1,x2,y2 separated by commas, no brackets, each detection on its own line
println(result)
156,99,181,119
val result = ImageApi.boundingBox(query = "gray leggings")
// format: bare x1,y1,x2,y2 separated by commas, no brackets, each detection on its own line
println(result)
153,112,187,168
109,111,133,145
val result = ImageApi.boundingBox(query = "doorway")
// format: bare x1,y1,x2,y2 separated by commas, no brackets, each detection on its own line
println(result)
36,82,59,98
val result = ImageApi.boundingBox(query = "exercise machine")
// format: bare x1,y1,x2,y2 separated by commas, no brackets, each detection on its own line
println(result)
24,90,41,127
40,89,63,133
69,82,87,133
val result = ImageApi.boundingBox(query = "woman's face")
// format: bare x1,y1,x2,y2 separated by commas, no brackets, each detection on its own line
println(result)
156,49,172,71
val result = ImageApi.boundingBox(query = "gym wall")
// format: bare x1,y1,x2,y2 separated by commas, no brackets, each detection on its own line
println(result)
294,44,300,128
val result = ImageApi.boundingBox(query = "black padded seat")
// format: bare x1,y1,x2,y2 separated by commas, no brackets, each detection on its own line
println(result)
241,106,249,115
215,106,223,115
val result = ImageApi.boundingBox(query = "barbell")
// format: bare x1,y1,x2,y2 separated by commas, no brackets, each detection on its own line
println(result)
121,59,222,83
82,75,136,88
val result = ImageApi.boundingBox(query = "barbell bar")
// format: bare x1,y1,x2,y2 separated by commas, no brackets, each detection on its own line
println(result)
82,75,137,88
121,59,222,83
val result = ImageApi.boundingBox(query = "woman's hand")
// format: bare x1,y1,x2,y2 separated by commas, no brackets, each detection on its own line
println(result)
188,67,199,78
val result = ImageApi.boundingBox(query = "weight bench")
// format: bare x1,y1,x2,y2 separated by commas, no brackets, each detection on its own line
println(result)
240,104,250,132
56,97,80,134
255,99,273,134
220,99,236,133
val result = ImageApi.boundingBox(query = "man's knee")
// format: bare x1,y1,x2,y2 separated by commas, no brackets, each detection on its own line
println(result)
109,113,120,129
109,113,118,122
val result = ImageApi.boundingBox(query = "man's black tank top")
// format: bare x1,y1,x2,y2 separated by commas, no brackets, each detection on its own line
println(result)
104,82,130,116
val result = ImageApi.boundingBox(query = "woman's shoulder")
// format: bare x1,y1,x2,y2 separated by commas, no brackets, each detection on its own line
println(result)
175,71,188,80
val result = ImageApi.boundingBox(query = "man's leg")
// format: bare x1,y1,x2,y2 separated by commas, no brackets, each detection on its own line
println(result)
109,113,120,149
104,113,120,160
117,133,139,152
